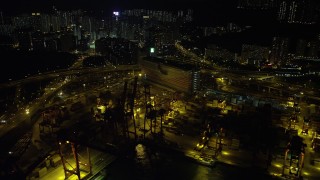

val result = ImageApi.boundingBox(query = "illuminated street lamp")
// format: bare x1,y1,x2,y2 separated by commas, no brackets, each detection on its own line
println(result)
25,108,30,115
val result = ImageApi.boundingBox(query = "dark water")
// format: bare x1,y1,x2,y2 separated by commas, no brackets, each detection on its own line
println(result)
104,144,275,180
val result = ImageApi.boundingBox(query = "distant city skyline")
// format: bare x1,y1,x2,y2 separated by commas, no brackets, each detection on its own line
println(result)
1,0,224,12
2,0,320,26
0,0,236,25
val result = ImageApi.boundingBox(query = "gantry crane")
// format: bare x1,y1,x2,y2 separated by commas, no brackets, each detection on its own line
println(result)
108,76,139,140
282,135,305,178
141,83,158,139
39,106,64,135
58,132,92,180
124,76,138,140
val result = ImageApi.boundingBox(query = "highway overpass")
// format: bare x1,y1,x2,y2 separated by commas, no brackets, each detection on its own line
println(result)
0,65,141,89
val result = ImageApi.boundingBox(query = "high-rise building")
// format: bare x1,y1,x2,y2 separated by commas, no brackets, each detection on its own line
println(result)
278,1,287,21
95,37,138,64
295,38,319,59
269,37,290,65
288,1,298,23
0,24,14,36
277,0,318,24
44,38,58,51
205,44,235,62
238,0,278,9
0,34,15,50
306,41,319,58
140,56,200,94
16,28,33,51
59,33,76,52
241,44,269,66
31,31,44,51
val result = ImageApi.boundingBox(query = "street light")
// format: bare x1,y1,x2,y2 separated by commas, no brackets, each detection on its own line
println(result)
25,108,30,115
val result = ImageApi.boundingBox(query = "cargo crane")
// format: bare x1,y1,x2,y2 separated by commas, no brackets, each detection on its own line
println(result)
101,84,126,141
108,76,139,140
124,76,138,140
158,108,166,135
142,84,151,139
103,106,118,138
101,80,126,138
58,135,92,180
282,135,305,178
39,106,66,135
119,80,128,138
142,84,158,139
56,120,121,180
